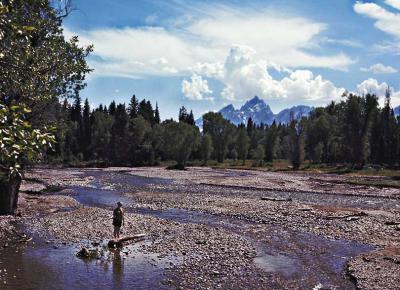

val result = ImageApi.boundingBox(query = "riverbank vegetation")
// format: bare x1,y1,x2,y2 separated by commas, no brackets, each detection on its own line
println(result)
45,91,400,173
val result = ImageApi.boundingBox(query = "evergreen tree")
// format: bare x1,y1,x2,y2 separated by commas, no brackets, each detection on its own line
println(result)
109,101,116,116
70,96,82,123
179,106,195,125
70,96,83,156
109,103,129,164
381,89,398,165
82,98,91,158
138,99,155,125
91,110,113,162
341,93,379,167
188,110,195,126
128,95,139,118
154,103,161,124
247,118,254,135
342,94,365,167
179,106,188,123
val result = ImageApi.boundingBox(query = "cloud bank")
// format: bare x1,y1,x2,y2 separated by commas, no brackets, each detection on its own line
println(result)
182,45,400,107
183,45,345,106
65,4,354,80
65,2,400,109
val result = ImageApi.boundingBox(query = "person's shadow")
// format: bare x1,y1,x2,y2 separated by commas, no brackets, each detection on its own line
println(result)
110,248,124,289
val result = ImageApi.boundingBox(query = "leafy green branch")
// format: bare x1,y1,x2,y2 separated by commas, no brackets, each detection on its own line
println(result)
0,104,55,176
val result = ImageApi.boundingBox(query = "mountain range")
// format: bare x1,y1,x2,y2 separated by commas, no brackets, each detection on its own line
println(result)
196,96,313,128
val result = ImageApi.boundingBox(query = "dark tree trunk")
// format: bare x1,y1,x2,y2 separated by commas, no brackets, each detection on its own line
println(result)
0,172,22,215
217,151,224,163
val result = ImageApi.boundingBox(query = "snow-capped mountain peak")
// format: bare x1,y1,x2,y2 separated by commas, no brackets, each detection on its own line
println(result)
196,96,313,128
394,105,400,116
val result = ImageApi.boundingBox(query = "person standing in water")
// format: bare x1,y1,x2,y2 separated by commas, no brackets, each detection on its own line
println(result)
113,202,124,239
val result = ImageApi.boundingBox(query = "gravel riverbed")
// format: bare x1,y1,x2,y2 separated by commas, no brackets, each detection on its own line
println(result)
0,166,399,289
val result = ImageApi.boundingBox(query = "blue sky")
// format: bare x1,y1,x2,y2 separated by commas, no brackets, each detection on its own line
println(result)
63,0,400,119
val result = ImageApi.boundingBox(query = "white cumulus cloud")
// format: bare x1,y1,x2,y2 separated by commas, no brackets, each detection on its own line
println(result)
216,45,345,105
185,45,400,108
221,45,285,100
181,74,213,101
357,78,389,96
357,78,400,107
360,63,398,74
281,70,345,102
191,62,224,79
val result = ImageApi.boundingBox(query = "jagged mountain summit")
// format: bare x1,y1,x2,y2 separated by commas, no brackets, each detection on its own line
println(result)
394,105,400,116
274,105,314,124
220,96,275,125
196,96,313,128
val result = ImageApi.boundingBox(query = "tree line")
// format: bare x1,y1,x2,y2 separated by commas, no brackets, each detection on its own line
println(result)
48,90,400,169
48,95,198,169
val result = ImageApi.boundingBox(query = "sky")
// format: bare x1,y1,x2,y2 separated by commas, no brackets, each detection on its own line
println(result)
63,0,400,120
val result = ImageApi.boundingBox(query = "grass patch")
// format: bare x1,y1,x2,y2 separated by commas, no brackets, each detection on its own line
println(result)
186,160,400,180
187,159,292,172
344,178,400,189
346,168,400,178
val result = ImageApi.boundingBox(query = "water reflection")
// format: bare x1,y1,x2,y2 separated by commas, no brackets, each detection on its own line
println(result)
111,248,123,289
1,240,169,290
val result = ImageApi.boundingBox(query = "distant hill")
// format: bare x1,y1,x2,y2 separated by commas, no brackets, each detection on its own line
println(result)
196,96,313,128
